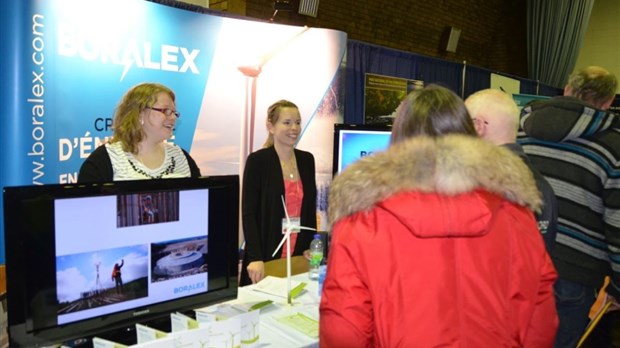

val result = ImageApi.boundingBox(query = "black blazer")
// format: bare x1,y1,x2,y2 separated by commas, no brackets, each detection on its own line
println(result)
240,146,317,285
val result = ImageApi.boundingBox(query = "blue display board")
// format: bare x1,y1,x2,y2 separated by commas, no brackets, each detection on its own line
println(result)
0,0,347,263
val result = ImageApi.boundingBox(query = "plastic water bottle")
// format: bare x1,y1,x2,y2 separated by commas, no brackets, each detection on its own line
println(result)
318,265,327,297
308,234,323,280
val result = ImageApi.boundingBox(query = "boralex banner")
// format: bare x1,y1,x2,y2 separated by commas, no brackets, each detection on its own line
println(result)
0,0,347,263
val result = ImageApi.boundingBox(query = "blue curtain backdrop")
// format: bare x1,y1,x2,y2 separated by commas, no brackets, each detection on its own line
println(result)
463,65,492,99
345,40,462,124
344,39,564,125
520,79,539,95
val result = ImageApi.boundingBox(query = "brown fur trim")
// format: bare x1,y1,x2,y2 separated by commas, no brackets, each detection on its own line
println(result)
328,135,542,226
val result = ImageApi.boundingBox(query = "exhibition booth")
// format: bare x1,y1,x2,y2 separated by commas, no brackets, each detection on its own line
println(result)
2,0,619,346
0,0,343,345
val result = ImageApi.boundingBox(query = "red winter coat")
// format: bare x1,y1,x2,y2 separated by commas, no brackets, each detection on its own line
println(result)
320,135,558,348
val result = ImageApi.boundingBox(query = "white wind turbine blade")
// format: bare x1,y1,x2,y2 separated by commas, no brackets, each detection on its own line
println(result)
273,196,318,258
267,195,293,303
272,195,294,257
281,195,290,221
272,225,292,257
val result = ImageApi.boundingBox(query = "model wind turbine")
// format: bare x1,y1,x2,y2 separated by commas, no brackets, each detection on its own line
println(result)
272,195,316,304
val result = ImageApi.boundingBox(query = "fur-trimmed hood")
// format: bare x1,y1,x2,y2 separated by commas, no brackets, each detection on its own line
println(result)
328,134,542,227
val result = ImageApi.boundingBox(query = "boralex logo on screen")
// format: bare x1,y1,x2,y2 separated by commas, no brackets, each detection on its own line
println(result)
56,22,201,81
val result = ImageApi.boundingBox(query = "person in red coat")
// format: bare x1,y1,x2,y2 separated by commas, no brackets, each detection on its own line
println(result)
320,84,558,347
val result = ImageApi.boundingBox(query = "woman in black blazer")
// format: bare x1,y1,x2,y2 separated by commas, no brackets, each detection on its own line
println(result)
240,100,317,286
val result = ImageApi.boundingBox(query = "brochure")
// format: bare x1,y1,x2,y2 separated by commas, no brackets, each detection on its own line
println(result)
252,276,306,299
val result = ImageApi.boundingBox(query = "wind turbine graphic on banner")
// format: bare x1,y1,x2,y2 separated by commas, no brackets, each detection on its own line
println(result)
272,195,316,305
237,27,310,179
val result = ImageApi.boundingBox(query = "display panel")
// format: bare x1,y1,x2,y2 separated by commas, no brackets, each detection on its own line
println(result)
4,177,239,346
333,124,392,174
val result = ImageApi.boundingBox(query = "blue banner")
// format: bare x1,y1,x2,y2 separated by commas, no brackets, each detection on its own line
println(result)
0,0,347,263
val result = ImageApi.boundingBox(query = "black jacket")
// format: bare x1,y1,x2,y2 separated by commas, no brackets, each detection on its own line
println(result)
503,142,557,253
240,146,317,286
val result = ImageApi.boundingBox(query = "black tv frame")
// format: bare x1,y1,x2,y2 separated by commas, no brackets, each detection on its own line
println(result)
332,123,392,175
3,176,240,346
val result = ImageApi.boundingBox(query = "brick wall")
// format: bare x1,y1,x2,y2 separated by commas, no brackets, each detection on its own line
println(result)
243,0,528,78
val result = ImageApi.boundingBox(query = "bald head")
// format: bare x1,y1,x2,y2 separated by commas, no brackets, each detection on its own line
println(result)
464,89,520,145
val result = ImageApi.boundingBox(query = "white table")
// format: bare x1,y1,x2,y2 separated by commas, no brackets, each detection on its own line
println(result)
234,273,320,348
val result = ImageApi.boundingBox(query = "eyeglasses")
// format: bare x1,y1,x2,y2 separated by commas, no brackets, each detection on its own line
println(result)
146,107,180,118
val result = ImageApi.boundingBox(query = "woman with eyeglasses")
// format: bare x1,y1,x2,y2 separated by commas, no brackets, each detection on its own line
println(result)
78,82,201,182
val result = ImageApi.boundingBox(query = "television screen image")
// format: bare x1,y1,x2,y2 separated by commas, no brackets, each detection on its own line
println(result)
151,236,209,282
333,124,392,174
4,176,239,347
56,244,150,321
117,191,180,227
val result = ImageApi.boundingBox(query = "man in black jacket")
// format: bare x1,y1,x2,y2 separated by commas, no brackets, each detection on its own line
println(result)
466,88,558,253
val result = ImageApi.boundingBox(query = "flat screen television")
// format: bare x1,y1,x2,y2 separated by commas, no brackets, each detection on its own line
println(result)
3,176,240,346
332,123,392,174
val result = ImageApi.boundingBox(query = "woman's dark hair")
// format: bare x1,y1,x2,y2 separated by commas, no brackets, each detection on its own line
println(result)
390,84,476,145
